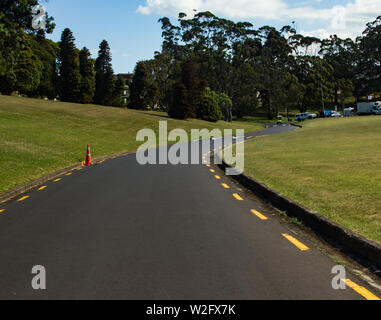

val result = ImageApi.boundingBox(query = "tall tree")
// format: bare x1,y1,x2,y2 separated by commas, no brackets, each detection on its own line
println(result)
58,28,81,102
0,0,55,94
112,77,126,107
94,40,115,106
168,82,193,119
79,47,95,104
128,61,151,109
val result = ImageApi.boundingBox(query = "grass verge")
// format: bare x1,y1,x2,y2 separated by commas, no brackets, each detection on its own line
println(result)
242,117,381,244
0,95,262,195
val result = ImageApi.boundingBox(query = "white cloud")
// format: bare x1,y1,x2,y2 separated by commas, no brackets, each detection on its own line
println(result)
137,0,287,20
137,0,381,39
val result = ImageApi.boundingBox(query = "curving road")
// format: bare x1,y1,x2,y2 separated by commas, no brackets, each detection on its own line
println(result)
0,125,379,300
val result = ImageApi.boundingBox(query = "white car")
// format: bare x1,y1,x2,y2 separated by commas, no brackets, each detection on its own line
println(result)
331,111,343,118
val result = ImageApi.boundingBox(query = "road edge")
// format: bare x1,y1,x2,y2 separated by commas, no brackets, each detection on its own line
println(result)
217,159,381,275
0,151,130,205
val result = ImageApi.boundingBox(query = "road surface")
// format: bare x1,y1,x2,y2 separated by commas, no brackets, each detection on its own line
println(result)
0,125,379,300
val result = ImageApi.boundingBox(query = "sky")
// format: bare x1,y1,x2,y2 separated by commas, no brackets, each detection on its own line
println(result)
43,0,381,74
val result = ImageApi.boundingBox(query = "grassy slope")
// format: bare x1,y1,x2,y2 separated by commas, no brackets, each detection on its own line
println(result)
243,117,381,244
0,95,262,195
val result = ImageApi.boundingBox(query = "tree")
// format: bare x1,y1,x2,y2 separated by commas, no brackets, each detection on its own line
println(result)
94,40,115,106
30,36,59,99
181,59,198,116
0,0,55,95
13,34,42,95
112,77,126,107
358,16,381,98
79,47,95,104
337,78,354,109
128,61,151,109
58,28,81,102
258,26,293,119
168,82,193,120
199,88,223,122
219,93,233,122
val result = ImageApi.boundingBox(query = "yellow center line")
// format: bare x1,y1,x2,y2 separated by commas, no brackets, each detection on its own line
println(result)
38,186,47,191
343,279,380,300
251,209,268,220
215,175,221,180
233,193,244,201
53,178,62,182
210,169,215,173
282,234,310,251
17,196,30,202
221,184,230,189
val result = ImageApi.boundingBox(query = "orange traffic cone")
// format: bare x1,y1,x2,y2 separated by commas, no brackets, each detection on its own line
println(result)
83,144,92,166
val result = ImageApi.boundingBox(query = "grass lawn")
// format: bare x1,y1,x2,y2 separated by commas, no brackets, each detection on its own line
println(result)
0,95,262,195
242,116,381,244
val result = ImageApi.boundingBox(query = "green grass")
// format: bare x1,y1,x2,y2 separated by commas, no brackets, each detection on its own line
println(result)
242,117,381,244
0,95,262,195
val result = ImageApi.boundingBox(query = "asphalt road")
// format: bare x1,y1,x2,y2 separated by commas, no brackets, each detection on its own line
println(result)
0,125,379,300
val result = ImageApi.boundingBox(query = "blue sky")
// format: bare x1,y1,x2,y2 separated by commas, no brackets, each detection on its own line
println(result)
43,0,381,74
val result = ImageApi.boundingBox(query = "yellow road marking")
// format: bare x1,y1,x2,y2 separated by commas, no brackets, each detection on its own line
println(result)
65,172,73,176
343,279,380,300
17,196,29,202
210,169,215,173
282,234,310,251
0,209,4,213
38,186,47,191
206,164,211,167
251,209,268,220
53,178,62,182
222,184,230,189
233,193,243,201
215,175,221,180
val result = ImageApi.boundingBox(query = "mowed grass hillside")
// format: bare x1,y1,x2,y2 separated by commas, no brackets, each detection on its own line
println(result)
243,117,381,244
0,95,261,195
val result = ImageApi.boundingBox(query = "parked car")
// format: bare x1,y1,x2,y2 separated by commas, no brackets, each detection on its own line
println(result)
306,112,317,119
295,112,317,121
294,113,310,121
331,111,343,118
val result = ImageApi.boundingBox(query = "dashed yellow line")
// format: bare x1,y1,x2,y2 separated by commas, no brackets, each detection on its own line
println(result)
251,209,268,220
282,234,310,251
65,172,73,176
233,193,243,201
38,186,47,191
17,196,30,202
53,178,62,182
206,164,211,167
0,209,5,213
343,279,380,300
221,183,230,189
215,175,221,180
210,169,215,173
